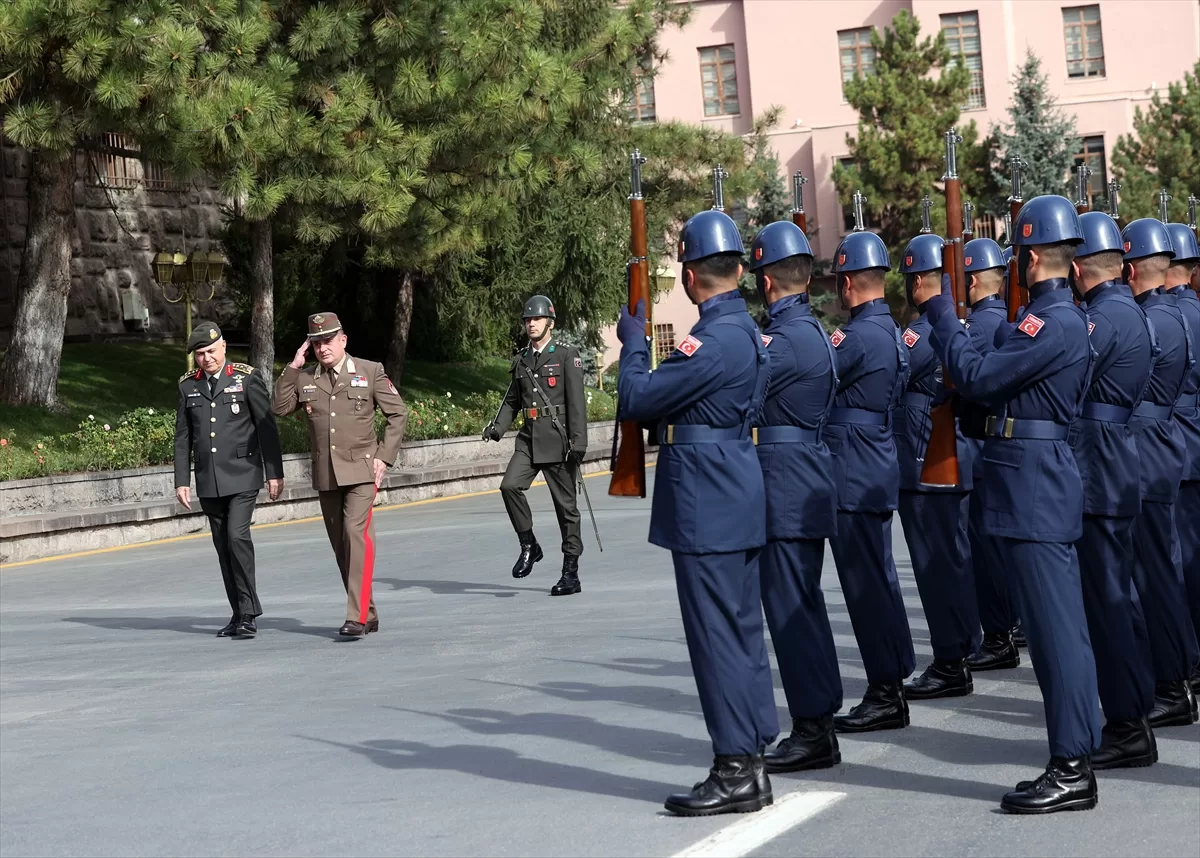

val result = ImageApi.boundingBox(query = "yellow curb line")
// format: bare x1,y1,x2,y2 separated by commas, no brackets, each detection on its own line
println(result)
2,464,653,570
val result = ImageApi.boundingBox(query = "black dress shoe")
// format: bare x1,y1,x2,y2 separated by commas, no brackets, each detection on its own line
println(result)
365,619,379,634
512,530,543,579
216,616,240,637
1092,717,1157,770
965,633,1021,671
1011,623,1027,648
1148,680,1198,727
765,715,840,773
904,660,973,700
338,621,367,637
1001,756,1097,814
664,754,772,816
550,555,581,596
834,683,909,733
233,617,257,638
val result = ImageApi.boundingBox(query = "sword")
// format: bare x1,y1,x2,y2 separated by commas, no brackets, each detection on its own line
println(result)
574,457,603,552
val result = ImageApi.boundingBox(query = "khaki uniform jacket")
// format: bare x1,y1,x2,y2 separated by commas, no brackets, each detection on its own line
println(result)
273,355,408,491
493,341,588,465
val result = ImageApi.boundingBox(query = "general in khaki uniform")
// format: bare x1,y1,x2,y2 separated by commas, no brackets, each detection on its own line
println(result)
273,312,408,636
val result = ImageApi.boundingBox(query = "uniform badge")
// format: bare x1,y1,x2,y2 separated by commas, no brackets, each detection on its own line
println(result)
964,256,973,267
573,357,582,368
761,334,773,347
830,329,846,348
905,255,913,267
209,329,218,340
226,383,244,393
754,247,763,260
233,374,245,385
1088,321,1096,334
305,404,313,416
350,376,367,388
387,380,398,395
1124,241,1131,253
1022,223,1033,238
548,376,557,387
231,403,240,415
1018,314,1046,337
903,328,920,348
677,335,703,357
838,253,846,266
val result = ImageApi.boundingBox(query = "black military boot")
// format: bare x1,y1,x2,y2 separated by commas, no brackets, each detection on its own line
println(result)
1001,756,1097,814
1148,680,1198,727
1092,717,1157,770
765,715,840,773
904,659,973,700
834,683,909,733
511,530,543,579
1191,663,1200,697
216,615,240,637
664,755,772,816
965,632,1021,671
1011,623,1027,648
550,555,581,596
752,748,772,800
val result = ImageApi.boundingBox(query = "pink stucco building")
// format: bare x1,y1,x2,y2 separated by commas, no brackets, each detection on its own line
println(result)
599,0,1200,363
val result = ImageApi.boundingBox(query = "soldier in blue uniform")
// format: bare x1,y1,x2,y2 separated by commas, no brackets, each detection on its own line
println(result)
825,230,916,733
925,195,1101,814
960,239,1021,671
747,221,843,773
617,209,776,816
1164,222,1200,696
1121,218,1200,727
1068,212,1159,768
894,233,980,699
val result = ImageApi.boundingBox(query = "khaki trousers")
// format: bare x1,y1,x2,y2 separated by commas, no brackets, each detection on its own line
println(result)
318,482,379,623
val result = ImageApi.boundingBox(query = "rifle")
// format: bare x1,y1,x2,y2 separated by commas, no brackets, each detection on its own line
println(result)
963,199,975,240
712,164,729,211
1006,152,1028,322
1074,164,1093,214
919,195,933,233
1108,178,1122,227
791,170,808,234
918,129,967,489
1189,194,1198,240
608,150,651,498
1158,188,1172,224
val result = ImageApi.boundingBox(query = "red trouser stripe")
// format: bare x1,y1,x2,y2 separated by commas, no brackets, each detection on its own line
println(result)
359,486,378,624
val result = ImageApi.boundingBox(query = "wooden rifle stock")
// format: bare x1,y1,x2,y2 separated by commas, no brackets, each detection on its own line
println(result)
1006,153,1027,322
791,171,808,235
919,130,966,489
609,150,650,498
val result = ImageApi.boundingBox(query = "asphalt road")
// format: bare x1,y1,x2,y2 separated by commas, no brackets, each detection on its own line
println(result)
1,473,1197,857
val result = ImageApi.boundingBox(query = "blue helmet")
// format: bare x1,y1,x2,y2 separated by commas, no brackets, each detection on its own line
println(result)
964,238,1005,272
678,210,744,262
1012,195,1083,246
1076,212,1125,259
1121,218,1175,262
899,234,944,274
749,221,813,271
832,231,890,273
1166,222,1200,263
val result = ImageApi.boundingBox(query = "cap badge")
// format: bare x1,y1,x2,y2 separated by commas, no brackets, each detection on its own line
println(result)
209,329,218,340
1022,224,1033,238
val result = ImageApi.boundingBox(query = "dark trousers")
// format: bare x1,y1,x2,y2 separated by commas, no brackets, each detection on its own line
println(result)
760,538,843,720
829,511,916,685
199,490,262,618
500,441,583,556
674,549,779,756
1076,514,1154,722
1002,538,1101,759
899,491,982,661
968,488,1018,635
1178,481,1200,639
1131,500,1200,682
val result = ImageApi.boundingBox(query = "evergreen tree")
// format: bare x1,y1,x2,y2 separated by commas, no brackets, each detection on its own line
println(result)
735,125,790,313
1112,60,1200,222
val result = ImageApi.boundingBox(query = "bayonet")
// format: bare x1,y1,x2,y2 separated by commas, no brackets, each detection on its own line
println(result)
851,190,866,232
711,164,728,212
919,195,933,234
791,171,807,216
963,199,975,239
1108,178,1122,220
1074,164,1092,210
1007,152,1027,205
1159,188,1172,224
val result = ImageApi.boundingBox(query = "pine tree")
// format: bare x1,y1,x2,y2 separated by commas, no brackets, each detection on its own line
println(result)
1112,60,1200,222
736,127,790,312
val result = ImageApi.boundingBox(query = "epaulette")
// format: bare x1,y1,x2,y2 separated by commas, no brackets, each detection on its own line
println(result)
179,370,197,384
229,362,255,374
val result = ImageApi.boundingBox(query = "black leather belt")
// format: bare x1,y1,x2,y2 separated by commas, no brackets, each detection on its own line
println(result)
658,425,746,445
523,405,562,420
984,416,1068,440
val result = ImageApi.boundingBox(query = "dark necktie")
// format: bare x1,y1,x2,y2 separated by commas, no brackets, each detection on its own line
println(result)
208,375,218,397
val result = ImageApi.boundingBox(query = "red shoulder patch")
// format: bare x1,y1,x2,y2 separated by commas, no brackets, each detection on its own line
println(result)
761,334,773,347
194,369,203,380
1088,321,1096,335
830,329,846,348
677,335,703,357
903,328,920,348
1018,314,1046,337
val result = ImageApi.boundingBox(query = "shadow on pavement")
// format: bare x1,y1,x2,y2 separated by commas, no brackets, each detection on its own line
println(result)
785,760,1006,804
476,678,706,718
374,578,545,597
61,615,341,640
843,723,1047,767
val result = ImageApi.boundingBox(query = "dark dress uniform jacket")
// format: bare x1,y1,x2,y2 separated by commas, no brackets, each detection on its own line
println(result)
1133,290,1192,503
1169,285,1200,481
618,292,769,554
961,295,1009,476
174,362,283,497
493,342,587,465
756,294,838,540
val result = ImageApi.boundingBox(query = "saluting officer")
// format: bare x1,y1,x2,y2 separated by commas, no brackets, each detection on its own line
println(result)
925,194,1102,814
825,230,916,734
617,210,776,817
174,321,283,638
1121,219,1200,726
1164,222,1200,695
273,313,408,637
1067,212,1158,768
748,221,843,774
484,295,588,597
894,234,980,700
960,239,1021,671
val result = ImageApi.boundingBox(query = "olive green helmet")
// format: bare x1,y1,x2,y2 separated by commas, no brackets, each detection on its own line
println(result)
522,295,556,320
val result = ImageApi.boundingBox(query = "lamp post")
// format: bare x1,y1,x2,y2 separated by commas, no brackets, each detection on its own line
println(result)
152,247,227,370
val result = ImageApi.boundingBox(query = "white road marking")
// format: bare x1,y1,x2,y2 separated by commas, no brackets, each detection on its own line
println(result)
672,790,845,858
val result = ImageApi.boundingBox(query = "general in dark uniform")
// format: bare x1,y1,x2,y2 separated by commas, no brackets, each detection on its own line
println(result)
173,321,284,638
484,295,588,596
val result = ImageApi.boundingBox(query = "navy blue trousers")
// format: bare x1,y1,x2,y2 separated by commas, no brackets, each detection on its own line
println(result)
1179,482,1200,639
760,538,843,720
968,487,1018,635
1002,538,1102,759
829,511,916,685
673,549,780,755
1131,501,1200,682
1076,515,1154,723
899,491,982,661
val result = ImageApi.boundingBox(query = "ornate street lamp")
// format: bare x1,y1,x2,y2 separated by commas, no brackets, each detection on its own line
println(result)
152,244,228,371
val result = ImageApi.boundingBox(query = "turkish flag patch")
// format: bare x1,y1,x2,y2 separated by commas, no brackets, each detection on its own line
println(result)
838,253,847,266
905,255,913,267
677,335,703,357
1022,223,1033,238
830,329,846,347
903,328,920,348
1088,321,1096,334
755,247,763,260
1124,241,1131,252
1018,314,1046,337
761,334,773,347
